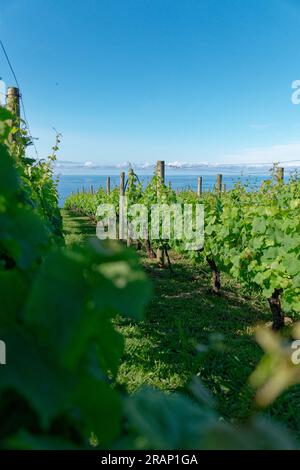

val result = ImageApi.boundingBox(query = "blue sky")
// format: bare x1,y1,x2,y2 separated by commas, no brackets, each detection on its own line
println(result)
1,0,300,168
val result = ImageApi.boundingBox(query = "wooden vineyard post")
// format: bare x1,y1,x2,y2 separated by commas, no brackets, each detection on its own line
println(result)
156,160,165,267
120,171,125,197
119,171,126,241
157,160,165,183
6,87,20,143
6,87,20,118
106,177,111,194
222,184,226,192
276,167,284,183
127,169,134,247
216,174,222,192
91,185,94,194
197,176,203,196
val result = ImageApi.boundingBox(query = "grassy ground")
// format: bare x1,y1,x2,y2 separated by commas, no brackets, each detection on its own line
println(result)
62,209,96,246
62,209,300,438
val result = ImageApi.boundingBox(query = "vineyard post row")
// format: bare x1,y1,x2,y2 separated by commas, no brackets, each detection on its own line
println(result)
113,165,284,205
75,161,285,270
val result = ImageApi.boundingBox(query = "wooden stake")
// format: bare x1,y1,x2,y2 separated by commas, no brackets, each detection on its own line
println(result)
156,160,165,266
157,160,165,183
106,176,111,194
127,169,134,247
216,174,222,192
119,172,126,241
120,172,125,196
197,176,202,196
6,87,20,117
6,87,20,143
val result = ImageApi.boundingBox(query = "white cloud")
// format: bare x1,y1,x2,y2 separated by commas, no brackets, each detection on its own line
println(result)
221,142,300,166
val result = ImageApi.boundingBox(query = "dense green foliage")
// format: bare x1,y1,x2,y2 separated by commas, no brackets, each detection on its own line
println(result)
0,108,151,448
1,105,300,450
65,170,300,327
62,210,300,450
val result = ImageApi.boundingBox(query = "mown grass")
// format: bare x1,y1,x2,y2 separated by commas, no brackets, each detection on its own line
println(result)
116,255,265,414
62,209,300,439
62,209,96,246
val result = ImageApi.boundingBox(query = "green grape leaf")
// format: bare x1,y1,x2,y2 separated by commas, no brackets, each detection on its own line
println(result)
0,328,72,428
0,270,27,323
73,376,121,446
125,387,217,449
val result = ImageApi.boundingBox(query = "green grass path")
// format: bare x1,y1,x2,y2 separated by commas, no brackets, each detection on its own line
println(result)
62,209,96,246
61,209,300,437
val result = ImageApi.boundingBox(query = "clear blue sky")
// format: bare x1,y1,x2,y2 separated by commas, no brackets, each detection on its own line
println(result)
1,0,300,167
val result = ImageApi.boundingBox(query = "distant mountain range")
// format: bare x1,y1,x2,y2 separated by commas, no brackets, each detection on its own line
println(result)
53,159,300,175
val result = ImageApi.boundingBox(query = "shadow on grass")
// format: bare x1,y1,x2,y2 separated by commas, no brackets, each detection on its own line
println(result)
116,254,271,417
60,209,300,437
117,254,300,439
61,209,96,245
